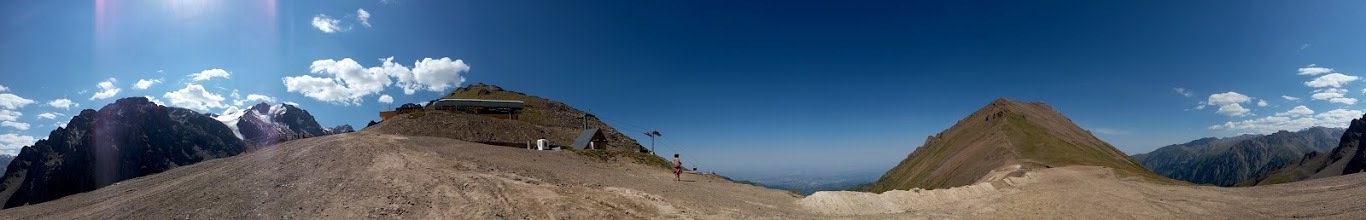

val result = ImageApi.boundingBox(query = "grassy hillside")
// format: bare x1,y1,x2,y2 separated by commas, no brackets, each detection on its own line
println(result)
867,99,1166,193
418,83,648,153
370,83,670,169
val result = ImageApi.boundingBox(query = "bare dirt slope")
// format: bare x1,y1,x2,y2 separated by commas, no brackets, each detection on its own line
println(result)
5,131,1366,219
804,165,1366,219
0,131,809,219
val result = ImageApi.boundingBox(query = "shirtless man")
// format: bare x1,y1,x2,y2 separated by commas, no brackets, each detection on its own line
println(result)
672,154,683,181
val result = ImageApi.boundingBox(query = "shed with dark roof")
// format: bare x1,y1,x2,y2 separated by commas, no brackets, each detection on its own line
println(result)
571,128,607,150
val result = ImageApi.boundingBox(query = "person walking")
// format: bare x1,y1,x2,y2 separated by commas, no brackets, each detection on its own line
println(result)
672,154,683,181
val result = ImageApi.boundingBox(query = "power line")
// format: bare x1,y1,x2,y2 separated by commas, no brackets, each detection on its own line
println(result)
659,136,710,173
596,115,652,133
594,114,715,173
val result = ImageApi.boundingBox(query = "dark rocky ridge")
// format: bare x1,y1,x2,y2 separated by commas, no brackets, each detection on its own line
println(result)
1253,114,1366,185
1131,127,1342,186
0,97,246,208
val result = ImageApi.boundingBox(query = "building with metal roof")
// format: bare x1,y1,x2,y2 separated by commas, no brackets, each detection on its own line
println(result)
571,128,607,150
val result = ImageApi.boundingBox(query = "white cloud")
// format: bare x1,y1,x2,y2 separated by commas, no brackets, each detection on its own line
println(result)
282,75,348,104
143,96,166,106
1173,88,1193,97
1205,92,1254,116
245,94,276,103
378,94,394,104
1257,99,1268,107
314,58,393,94
1312,88,1347,99
1195,105,1206,110
0,133,37,155
188,69,230,81
312,14,346,33
1317,109,1364,124
1304,73,1360,88
1310,88,1355,104
90,78,121,100
283,57,472,105
357,8,371,27
0,85,7,92
372,57,417,94
0,110,20,121
1297,64,1334,76
1276,106,1314,116
1207,92,1251,106
1330,97,1358,105
284,101,300,107
36,112,60,120
134,78,162,89
0,94,36,110
1,121,29,130
1210,109,1365,134
163,84,227,111
47,99,76,110
1216,103,1252,117
409,57,470,93
53,121,66,128
1282,95,1301,101
283,58,393,105
1312,91,1343,100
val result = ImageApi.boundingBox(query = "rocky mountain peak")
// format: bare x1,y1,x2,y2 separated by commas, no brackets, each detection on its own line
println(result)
249,102,272,113
0,98,245,208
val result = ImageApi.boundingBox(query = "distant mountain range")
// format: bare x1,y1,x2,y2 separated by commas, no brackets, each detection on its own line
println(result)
1130,127,1343,186
0,155,12,177
1253,113,1366,185
215,102,351,147
868,98,1156,192
0,97,351,208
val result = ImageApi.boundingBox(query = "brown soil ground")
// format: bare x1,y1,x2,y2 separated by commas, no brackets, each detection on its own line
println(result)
805,165,1366,219
0,132,807,219
3,132,1366,219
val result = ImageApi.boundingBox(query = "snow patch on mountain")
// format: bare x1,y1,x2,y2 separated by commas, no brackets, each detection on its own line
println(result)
214,109,247,139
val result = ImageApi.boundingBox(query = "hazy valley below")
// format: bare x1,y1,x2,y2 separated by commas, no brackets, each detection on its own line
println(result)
724,169,884,195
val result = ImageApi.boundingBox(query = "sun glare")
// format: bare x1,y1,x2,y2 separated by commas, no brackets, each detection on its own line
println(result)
166,0,213,18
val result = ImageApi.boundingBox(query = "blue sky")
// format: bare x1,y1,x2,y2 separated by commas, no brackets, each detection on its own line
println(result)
2,0,1366,177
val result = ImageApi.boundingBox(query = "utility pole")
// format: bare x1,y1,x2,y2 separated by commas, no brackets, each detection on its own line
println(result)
581,110,594,130
645,130,661,155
